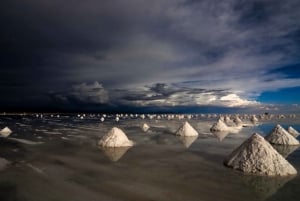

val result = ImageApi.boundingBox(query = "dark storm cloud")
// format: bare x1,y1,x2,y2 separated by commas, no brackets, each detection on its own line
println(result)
50,81,109,105
1,0,300,111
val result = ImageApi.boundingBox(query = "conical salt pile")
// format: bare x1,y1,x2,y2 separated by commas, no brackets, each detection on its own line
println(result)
141,123,150,132
0,127,12,137
224,133,297,176
287,126,299,138
98,127,134,147
175,121,198,136
250,115,258,123
233,116,243,126
210,119,229,132
265,124,299,145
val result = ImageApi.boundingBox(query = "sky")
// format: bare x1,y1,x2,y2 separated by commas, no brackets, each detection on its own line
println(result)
1,0,300,113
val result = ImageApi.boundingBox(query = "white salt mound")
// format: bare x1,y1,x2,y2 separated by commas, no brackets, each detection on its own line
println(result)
250,115,258,123
141,123,150,132
233,116,243,126
287,126,299,138
0,127,12,137
265,124,299,145
225,133,297,176
98,127,134,147
210,119,229,132
175,121,198,136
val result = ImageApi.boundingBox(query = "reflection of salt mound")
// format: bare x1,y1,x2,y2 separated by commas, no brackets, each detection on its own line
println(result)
178,136,198,148
272,144,299,158
287,126,299,138
242,174,295,200
141,123,150,132
210,119,228,132
0,127,12,137
212,131,229,141
224,133,297,176
175,121,198,136
0,158,10,171
98,127,134,147
101,146,131,162
265,125,299,145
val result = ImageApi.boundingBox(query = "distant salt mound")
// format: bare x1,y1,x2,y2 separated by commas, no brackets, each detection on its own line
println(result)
98,127,134,147
0,127,12,137
175,121,198,137
224,133,297,176
233,116,243,126
210,119,229,132
224,116,235,126
287,126,299,138
250,115,258,123
265,125,299,145
141,123,150,132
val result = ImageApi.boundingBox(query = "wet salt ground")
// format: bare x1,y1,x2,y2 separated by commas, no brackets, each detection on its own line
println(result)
0,115,300,201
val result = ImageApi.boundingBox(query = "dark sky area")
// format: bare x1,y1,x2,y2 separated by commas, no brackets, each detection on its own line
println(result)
1,0,300,113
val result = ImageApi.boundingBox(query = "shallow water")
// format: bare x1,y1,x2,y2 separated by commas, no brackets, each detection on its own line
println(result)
0,115,300,201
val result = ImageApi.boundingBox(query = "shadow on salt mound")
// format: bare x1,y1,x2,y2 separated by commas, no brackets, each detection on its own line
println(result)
100,146,131,162
177,136,198,148
242,174,296,200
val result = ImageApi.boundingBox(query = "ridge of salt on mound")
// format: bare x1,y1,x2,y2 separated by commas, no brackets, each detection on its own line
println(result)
141,123,150,132
287,126,299,138
98,127,134,147
0,127,12,137
224,133,297,176
210,119,229,132
265,124,299,145
175,121,198,137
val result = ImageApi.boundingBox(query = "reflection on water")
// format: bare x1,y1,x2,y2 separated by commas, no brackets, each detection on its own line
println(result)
242,175,296,200
0,116,299,201
100,146,132,162
272,145,299,158
177,136,198,148
212,131,229,141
